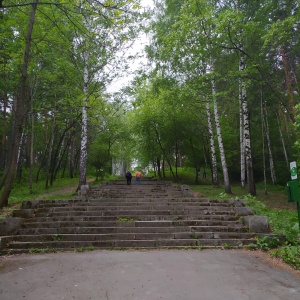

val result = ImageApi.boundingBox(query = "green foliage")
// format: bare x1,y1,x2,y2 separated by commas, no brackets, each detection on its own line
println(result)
29,248,57,254
240,193,300,270
190,232,199,239
223,243,233,250
270,245,300,270
242,195,300,244
256,236,281,251
0,177,81,205
117,217,135,222
51,234,62,242
75,246,95,252
217,192,230,199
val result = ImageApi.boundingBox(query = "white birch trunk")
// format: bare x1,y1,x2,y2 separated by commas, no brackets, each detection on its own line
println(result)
263,104,277,184
211,78,231,193
239,62,245,188
79,50,89,187
206,101,219,186
240,56,256,196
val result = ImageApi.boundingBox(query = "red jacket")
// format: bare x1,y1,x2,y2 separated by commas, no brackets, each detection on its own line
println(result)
135,171,142,178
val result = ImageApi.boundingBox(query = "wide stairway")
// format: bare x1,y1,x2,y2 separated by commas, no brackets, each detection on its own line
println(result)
0,181,272,254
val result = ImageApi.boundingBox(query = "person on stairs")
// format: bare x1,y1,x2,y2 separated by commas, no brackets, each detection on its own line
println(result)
125,170,132,185
135,170,142,185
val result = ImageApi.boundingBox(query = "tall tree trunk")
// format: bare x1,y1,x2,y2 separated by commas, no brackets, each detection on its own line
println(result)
78,51,89,189
281,48,295,117
212,78,231,194
240,55,256,196
175,141,178,182
51,120,78,185
152,159,157,178
0,0,39,208
205,101,219,186
69,137,76,179
16,131,27,183
29,86,34,193
276,114,289,168
262,103,277,185
153,123,176,180
239,66,245,188
45,121,56,189
157,157,161,180
0,92,8,170
261,98,267,195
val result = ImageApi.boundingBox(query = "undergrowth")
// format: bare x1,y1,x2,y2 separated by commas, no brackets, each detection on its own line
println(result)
243,194,300,270
188,182,300,270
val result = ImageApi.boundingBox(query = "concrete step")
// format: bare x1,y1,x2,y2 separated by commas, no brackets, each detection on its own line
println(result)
6,232,258,244
31,208,235,217
21,214,240,223
2,238,257,254
17,225,249,235
0,181,270,255
29,201,235,209
18,220,245,229
31,204,235,212
21,198,237,208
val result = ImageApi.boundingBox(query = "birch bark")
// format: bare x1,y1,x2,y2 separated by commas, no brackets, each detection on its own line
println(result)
211,78,231,193
206,101,219,186
239,62,245,188
240,55,256,196
78,50,89,188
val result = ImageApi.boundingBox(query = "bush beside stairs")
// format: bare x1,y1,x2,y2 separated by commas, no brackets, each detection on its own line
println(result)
0,181,278,254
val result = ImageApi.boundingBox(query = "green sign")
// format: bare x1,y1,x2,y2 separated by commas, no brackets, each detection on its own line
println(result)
290,161,297,180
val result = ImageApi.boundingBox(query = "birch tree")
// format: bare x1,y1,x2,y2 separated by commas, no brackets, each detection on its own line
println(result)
239,60,245,189
75,1,143,189
240,54,256,196
205,100,219,186
211,76,231,193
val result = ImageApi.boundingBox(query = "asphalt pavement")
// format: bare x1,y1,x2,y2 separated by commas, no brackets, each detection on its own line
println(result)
1,249,300,300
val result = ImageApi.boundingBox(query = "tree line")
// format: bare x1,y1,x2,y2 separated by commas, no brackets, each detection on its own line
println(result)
128,0,300,195
0,0,143,208
0,0,299,207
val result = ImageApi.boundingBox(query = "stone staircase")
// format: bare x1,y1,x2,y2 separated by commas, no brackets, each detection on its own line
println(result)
0,181,273,254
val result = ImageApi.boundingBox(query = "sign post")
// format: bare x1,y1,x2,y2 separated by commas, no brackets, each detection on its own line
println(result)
290,161,297,180
288,161,300,229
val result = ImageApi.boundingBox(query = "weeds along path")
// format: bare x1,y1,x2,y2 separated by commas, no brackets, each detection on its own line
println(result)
37,178,95,200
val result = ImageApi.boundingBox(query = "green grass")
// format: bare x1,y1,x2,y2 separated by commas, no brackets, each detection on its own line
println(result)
5,177,81,204
117,217,135,222
188,182,300,270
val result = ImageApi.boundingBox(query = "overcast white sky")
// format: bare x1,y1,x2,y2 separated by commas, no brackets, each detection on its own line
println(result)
106,0,155,94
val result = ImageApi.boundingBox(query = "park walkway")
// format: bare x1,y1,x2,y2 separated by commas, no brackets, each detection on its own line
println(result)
0,180,274,253
1,180,300,299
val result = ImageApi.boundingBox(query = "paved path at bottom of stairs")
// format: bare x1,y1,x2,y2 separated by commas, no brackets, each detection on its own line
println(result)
0,249,300,300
